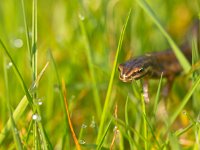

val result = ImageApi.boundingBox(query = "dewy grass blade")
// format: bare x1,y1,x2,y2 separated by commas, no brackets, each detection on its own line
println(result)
0,62,49,144
0,39,33,106
31,0,37,81
0,96,28,144
135,0,191,72
96,9,131,144
79,15,102,119
21,0,31,60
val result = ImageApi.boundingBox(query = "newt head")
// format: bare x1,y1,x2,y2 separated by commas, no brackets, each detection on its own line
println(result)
118,55,153,82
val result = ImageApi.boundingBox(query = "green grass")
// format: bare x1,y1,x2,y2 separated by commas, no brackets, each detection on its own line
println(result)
0,0,200,149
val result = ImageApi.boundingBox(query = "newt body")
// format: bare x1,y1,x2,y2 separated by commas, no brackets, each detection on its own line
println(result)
118,45,191,83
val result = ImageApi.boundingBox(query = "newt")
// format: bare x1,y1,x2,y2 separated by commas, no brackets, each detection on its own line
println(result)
118,44,192,102
118,44,191,83
118,20,199,102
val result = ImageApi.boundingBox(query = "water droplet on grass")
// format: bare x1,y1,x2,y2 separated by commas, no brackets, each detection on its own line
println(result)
13,39,23,48
35,97,44,106
6,62,13,69
81,124,87,129
79,139,86,145
32,114,41,121
78,13,85,20
90,120,96,128
182,110,187,115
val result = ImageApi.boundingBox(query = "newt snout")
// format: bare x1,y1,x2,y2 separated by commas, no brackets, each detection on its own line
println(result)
118,55,153,82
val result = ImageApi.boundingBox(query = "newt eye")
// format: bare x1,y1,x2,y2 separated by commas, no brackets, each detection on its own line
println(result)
138,67,144,73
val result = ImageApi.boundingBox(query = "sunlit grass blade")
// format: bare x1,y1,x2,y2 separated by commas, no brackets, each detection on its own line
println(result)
96,9,131,144
79,15,102,119
31,0,37,80
10,109,23,150
0,39,33,106
61,79,81,150
97,119,112,150
47,50,70,149
135,0,191,72
168,75,200,129
21,0,31,60
0,62,49,144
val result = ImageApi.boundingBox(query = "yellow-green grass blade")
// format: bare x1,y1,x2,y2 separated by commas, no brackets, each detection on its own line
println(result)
0,62,49,144
96,9,131,144
135,0,191,72
79,15,102,119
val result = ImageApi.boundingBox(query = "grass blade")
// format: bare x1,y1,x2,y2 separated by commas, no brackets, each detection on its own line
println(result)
168,75,200,128
20,0,31,60
79,15,102,118
97,119,112,150
47,50,70,149
10,109,23,150
0,39,33,106
153,73,163,116
135,0,191,72
0,62,49,144
96,9,131,144
31,0,37,80
61,79,81,150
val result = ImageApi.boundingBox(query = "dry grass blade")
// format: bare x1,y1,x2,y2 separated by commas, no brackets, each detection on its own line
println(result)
61,79,81,150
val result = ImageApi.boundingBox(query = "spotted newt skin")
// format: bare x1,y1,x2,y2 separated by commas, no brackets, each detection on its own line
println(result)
118,44,191,83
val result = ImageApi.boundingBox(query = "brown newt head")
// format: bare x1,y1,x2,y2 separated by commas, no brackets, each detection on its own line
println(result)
118,55,153,82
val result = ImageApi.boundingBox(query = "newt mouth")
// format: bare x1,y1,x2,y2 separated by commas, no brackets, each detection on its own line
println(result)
119,71,149,82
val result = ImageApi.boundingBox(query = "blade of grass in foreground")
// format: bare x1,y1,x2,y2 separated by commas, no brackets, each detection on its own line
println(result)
135,0,191,72
96,9,131,144
0,39,33,106
0,62,49,144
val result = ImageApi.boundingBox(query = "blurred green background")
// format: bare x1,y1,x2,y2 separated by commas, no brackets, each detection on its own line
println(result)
0,0,199,149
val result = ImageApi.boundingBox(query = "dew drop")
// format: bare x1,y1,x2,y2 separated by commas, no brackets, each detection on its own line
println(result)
32,114,41,121
36,97,44,106
78,13,85,20
6,62,13,69
113,126,118,132
90,120,96,128
13,128,19,134
38,101,43,105
79,139,86,145
13,39,23,48
182,110,187,115
81,124,87,129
